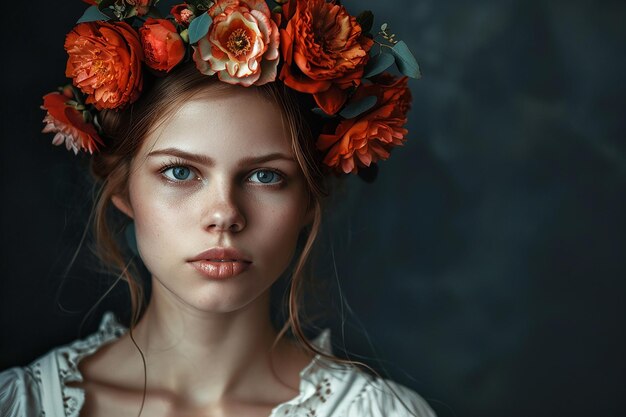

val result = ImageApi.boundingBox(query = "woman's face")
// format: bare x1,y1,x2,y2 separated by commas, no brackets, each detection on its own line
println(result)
113,86,313,314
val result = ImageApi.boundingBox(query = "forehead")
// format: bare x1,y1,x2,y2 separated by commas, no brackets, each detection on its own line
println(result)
138,87,291,160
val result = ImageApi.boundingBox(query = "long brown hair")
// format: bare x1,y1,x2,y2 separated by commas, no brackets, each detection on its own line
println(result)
82,61,423,417
90,61,338,359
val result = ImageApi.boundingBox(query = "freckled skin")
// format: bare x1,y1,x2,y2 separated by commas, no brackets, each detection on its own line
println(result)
119,87,312,314
82,86,317,415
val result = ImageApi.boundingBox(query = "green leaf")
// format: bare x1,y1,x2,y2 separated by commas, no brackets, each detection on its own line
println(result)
311,108,336,119
363,52,395,78
390,40,421,79
356,11,374,34
96,0,120,19
179,28,189,43
188,12,212,44
340,95,378,119
76,5,110,23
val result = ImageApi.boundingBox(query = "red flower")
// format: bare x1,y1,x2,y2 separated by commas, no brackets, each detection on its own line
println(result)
64,21,144,110
140,18,185,72
316,74,412,175
41,91,103,155
192,0,280,86
279,0,373,115
171,4,195,26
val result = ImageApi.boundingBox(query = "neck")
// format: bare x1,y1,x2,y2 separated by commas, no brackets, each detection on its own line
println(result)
126,280,289,406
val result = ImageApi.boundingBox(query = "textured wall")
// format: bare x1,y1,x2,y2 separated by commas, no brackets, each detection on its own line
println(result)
1,1,624,416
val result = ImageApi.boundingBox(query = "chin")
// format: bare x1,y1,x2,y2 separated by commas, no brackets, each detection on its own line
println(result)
157,278,273,315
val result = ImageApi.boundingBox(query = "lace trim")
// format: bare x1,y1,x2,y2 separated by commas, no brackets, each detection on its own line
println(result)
56,312,128,417
50,312,337,417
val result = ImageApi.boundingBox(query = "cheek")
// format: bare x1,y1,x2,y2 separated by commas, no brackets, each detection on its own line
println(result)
128,180,189,264
246,195,306,262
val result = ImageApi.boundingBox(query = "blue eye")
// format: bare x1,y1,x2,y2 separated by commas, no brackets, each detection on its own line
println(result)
250,170,283,184
162,166,194,181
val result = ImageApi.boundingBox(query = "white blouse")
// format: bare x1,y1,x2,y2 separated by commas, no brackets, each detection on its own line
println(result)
0,312,437,417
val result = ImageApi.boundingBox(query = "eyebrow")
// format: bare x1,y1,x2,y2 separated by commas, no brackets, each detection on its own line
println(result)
146,147,297,167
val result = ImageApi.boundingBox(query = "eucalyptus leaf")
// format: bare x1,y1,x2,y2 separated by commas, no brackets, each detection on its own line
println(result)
76,5,110,23
363,52,395,78
390,40,421,79
356,11,374,34
188,12,212,44
96,0,122,20
340,95,378,119
311,108,336,119
180,28,189,43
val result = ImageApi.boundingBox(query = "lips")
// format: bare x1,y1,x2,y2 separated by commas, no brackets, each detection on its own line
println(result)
189,260,251,279
187,247,252,279
188,247,251,263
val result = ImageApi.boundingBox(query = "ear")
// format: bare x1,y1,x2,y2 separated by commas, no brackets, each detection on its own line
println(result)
111,194,135,219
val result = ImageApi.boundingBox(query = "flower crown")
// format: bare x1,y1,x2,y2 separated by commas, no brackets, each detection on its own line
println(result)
41,0,421,179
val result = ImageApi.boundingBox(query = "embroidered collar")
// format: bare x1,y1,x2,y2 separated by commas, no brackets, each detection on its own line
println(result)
53,311,337,417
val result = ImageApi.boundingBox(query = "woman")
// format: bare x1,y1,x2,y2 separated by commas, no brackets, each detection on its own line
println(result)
0,1,435,416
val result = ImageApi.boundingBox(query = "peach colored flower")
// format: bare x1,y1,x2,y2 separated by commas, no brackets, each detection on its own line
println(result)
140,18,185,72
65,21,144,110
192,0,280,86
41,91,103,155
279,0,373,115
316,75,412,175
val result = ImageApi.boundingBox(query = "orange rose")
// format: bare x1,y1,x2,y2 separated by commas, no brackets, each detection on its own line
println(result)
65,21,144,110
316,74,412,175
279,0,373,115
41,91,103,154
140,18,185,72
192,0,280,86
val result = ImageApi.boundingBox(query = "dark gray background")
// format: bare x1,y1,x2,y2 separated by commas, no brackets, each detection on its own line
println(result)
1,1,624,416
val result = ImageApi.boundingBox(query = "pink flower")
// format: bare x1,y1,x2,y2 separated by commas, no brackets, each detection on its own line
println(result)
41,91,103,154
192,0,280,86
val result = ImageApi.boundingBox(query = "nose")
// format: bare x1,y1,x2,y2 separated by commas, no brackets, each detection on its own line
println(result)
201,179,246,233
